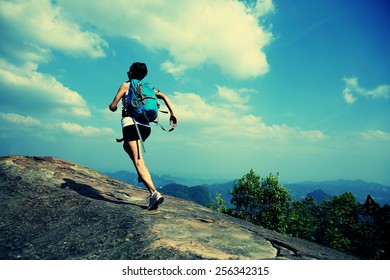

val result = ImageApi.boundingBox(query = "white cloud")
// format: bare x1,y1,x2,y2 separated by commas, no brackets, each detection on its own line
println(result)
0,112,41,126
170,86,325,142
361,130,390,141
0,0,108,63
58,0,273,79
0,0,108,120
0,60,90,117
160,61,188,80
217,85,249,104
247,0,275,18
342,88,357,104
58,122,114,137
342,76,390,104
0,112,114,138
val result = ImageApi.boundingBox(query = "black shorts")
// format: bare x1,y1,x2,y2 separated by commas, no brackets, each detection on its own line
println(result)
122,124,151,142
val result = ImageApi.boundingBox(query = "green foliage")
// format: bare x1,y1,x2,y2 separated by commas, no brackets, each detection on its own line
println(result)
287,197,320,241
286,191,389,259
225,169,390,259
230,169,291,234
210,193,227,213
215,193,227,213
230,169,263,223
316,192,362,252
357,203,390,259
258,173,291,233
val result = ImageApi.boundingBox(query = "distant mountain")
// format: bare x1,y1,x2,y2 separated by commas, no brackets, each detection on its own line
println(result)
187,179,390,206
106,171,390,206
157,181,237,207
105,171,234,206
286,180,390,205
104,171,186,188
159,183,212,206
104,171,139,185
306,189,333,204
199,180,236,207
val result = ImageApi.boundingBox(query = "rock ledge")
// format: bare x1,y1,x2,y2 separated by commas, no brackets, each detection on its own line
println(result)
0,156,357,260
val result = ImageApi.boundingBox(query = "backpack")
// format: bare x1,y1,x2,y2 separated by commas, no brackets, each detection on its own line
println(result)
124,79,159,123
118,79,172,159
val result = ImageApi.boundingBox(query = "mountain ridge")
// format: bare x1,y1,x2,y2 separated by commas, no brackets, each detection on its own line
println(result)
107,170,390,206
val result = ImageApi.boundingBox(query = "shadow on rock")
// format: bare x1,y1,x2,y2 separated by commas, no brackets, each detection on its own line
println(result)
61,178,145,208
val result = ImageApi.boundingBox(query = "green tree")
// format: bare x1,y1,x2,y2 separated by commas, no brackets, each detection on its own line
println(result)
358,201,390,259
230,169,292,233
228,169,389,259
258,172,292,233
317,192,362,252
214,193,227,213
230,169,263,223
287,196,320,241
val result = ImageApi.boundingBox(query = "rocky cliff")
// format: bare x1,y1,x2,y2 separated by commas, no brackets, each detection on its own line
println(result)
0,156,357,260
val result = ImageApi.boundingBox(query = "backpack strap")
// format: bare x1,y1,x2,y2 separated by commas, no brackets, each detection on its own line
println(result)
153,110,175,132
155,120,174,132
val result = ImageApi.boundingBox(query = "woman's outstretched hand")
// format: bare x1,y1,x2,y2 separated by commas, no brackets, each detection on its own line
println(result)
170,115,178,127
109,104,117,112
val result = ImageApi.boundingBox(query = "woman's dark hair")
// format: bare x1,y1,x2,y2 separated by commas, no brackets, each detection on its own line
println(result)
128,62,148,80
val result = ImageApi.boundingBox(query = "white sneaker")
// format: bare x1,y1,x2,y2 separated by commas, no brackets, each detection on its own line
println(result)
147,191,164,210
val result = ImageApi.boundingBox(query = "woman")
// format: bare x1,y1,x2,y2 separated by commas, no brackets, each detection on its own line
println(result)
109,62,178,210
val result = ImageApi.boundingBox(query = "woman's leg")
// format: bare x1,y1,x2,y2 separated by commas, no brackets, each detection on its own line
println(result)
123,140,156,194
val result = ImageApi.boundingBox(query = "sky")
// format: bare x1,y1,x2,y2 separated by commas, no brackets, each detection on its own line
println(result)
0,0,389,185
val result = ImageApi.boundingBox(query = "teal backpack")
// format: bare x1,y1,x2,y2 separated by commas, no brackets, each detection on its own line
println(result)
118,79,173,158
124,79,159,123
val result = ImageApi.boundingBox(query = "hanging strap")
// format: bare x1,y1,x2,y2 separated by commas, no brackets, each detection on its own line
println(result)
155,121,174,132
153,110,175,132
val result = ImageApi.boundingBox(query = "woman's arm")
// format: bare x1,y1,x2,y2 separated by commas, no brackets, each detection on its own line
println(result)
155,91,178,126
109,82,129,112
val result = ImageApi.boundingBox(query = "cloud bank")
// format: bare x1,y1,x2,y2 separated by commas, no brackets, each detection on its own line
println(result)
0,60,90,117
0,0,110,120
0,0,108,63
59,0,274,79
0,112,114,138
170,85,325,143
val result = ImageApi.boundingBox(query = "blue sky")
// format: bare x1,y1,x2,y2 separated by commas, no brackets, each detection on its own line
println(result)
1,0,389,185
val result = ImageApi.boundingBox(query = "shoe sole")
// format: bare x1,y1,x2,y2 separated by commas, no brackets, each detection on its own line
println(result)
148,196,164,210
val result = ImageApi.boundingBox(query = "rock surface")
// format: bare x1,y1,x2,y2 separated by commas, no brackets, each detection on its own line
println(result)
0,156,357,260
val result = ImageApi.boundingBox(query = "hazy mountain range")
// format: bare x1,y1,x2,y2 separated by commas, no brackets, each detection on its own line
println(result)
105,171,390,207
